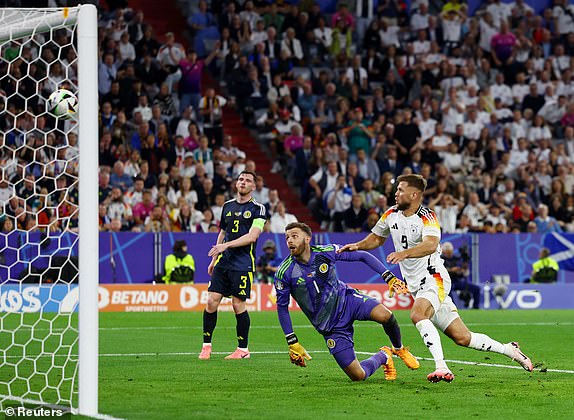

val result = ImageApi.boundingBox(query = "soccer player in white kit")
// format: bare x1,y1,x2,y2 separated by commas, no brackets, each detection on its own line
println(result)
338,174,533,382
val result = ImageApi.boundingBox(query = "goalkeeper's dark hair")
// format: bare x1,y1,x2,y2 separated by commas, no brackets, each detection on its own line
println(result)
285,222,312,237
396,174,427,192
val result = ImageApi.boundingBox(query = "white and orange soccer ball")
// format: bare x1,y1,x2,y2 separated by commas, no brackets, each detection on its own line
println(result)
47,88,78,119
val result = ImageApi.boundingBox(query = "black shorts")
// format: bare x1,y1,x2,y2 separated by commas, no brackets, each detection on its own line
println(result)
208,265,253,301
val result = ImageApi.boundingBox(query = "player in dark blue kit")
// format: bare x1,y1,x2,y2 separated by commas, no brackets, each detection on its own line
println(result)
274,222,420,381
199,171,266,360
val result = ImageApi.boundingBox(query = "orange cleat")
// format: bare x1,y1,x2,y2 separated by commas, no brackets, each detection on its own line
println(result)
380,347,397,381
392,346,420,370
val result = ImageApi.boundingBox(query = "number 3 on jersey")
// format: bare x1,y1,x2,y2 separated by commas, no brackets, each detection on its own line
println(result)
232,219,239,233
401,235,408,249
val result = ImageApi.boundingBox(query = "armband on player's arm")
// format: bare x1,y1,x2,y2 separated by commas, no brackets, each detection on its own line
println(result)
251,218,266,231
381,270,409,298
285,333,312,368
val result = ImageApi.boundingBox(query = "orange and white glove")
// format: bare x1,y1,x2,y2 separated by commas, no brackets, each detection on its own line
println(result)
382,270,409,297
286,333,312,367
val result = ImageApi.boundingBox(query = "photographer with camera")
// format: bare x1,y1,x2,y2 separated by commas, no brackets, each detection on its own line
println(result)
442,242,480,309
256,239,282,284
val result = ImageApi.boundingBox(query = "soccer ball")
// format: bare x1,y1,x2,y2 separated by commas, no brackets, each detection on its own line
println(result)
47,89,78,119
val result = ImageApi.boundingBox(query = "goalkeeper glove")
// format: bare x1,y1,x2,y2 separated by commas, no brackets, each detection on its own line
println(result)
286,333,312,367
381,270,409,298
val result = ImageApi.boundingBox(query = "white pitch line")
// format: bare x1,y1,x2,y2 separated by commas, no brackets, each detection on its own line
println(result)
7,322,574,333
97,350,573,374
2,350,572,374
0,394,124,420
94,321,574,331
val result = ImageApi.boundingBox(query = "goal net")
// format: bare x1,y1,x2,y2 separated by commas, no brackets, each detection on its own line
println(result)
0,5,98,416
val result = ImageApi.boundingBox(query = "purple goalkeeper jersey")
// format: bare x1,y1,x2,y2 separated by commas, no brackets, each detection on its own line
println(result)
274,245,388,335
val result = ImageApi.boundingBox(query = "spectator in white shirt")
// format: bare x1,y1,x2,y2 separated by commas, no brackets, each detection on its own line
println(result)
379,19,400,48
462,192,488,230
463,109,484,141
512,72,530,106
491,73,513,107
410,3,430,31
417,108,437,141
429,193,464,233
269,201,298,233
281,27,304,63
413,30,431,57
479,12,498,53
487,0,512,29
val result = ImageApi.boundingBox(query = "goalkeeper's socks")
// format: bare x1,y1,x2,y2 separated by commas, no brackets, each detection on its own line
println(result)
415,319,447,369
360,351,387,380
382,314,402,349
469,332,506,354
203,310,218,344
236,310,250,348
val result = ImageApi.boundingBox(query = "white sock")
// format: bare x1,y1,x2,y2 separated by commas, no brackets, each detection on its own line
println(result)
202,343,212,348
416,319,447,370
238,347,248,352
468,332,507,355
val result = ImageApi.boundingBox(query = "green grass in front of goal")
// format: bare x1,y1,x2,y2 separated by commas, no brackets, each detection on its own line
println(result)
97,310,574,420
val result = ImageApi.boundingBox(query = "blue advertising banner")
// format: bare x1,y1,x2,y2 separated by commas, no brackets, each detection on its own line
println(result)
477,233,572,283
3,231,574,285
2,282,574,313
481,283,574,310
0,284,77,313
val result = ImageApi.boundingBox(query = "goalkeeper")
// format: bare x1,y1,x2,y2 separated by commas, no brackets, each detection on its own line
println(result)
274,222,419,381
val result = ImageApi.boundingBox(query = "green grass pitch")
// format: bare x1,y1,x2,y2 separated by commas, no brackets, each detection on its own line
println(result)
2,310,574,419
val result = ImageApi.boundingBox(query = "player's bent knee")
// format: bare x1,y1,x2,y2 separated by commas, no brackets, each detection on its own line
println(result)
370,304,392,323
206,294,222,311
454,331,471,347
343,365,366,381
410,311,427,325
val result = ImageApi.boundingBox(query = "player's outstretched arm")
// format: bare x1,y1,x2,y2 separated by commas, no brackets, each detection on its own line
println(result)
381,270,409,297
336,249,408,296
337,233,386,253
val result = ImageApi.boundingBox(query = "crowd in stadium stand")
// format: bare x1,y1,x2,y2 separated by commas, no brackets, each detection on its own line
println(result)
3,0,574,236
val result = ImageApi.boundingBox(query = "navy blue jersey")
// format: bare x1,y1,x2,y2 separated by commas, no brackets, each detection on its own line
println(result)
274,245,388,334
216,197,266,271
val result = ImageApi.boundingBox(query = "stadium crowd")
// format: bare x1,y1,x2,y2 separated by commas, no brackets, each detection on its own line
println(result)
2,0,574,236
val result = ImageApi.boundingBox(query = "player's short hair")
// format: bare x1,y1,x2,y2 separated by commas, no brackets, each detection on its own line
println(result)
396,174,427,192
238,170,257,182
285,222,312,237
237,171,257,182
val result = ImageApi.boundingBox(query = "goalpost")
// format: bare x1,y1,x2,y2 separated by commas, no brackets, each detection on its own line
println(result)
0,5,98,416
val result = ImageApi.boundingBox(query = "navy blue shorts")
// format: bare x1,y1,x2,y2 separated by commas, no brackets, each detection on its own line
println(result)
208,265,253,301
323,288,379,367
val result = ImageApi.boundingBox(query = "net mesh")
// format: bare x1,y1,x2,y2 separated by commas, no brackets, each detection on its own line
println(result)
0,8,81,409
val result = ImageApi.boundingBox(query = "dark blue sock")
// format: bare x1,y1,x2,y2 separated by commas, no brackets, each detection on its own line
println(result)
203,310,217,344
360,351,387,380
382,314,402,349
235,311,250,348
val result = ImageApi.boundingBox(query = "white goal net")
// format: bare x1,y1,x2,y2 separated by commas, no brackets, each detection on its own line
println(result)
0,5,98,416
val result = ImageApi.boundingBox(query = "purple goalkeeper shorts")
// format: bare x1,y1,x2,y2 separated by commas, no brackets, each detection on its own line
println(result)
323,288,379,368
